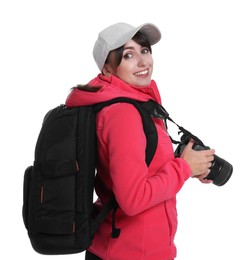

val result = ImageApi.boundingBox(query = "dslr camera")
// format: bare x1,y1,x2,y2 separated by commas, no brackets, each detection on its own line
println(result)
175,131,233,186
144,99,233,186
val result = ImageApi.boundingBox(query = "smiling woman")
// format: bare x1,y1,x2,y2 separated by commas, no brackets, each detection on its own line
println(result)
65,22,215,260
109,38,153,86
103,31,153,87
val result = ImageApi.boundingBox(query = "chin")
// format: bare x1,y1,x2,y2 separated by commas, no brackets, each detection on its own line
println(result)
135,80,151,87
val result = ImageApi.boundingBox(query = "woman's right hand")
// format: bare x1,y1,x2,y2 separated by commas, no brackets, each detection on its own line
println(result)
180,140,215,178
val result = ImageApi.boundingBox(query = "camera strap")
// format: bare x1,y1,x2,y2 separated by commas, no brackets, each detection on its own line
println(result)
142,100,205,146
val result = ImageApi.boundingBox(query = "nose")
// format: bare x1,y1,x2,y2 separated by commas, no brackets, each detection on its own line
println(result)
137,54,147,67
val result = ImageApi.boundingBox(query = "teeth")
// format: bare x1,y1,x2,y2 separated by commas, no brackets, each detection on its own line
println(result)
135,70,148,75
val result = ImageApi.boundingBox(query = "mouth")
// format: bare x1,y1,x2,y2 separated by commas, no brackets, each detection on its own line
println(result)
134,69,149,76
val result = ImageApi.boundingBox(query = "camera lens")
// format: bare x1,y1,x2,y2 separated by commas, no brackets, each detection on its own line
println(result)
205,154,233,186
175,142,233,186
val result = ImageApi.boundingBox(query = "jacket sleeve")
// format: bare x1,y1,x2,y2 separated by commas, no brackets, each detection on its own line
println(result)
97,103,191,216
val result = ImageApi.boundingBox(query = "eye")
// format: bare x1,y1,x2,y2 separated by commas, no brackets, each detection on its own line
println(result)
123,52,133,59
142,47,150,54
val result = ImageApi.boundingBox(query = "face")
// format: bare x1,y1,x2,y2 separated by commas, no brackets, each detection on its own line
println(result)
105,39,153,87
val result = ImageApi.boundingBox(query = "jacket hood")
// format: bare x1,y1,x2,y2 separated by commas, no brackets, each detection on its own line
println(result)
66,74,161,107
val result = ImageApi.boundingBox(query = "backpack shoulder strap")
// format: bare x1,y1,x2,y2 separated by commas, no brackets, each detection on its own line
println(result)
94,97,158,166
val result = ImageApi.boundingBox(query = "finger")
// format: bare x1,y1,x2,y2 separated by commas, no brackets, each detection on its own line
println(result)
204,149,215,156
196,171,210,179
199,178,213,184
207,155,215,162
185,140,195,150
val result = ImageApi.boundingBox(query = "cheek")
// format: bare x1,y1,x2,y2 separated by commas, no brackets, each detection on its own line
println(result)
116,64,131,78
148,55,153,66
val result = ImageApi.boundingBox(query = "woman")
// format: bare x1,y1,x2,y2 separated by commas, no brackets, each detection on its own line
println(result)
66,22,215,260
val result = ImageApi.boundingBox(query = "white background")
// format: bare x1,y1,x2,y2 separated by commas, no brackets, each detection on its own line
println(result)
1,0,250,259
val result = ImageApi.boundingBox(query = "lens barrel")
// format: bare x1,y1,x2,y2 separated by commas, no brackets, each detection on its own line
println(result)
193,144,233,186
205,154,233,186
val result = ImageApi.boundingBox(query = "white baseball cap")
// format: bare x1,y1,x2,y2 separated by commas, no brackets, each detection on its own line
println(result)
93,22,161,71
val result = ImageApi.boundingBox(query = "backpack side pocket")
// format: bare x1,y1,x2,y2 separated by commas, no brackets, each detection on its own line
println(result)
23,166,33,229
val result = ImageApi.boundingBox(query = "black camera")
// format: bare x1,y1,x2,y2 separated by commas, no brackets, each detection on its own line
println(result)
175,133,233,186
143,99,233,186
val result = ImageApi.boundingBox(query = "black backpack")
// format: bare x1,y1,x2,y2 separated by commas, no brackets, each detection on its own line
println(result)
22,97,159,255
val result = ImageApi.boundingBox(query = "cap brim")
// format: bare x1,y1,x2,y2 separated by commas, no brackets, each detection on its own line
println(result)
136,23,161,46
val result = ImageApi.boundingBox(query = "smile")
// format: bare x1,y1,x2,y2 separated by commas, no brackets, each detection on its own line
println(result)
134,69,149,76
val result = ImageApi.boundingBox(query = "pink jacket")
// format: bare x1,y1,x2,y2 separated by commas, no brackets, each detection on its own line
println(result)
66,74,191,260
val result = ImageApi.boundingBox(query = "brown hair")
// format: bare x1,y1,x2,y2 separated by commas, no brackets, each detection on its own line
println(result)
72,84,101,92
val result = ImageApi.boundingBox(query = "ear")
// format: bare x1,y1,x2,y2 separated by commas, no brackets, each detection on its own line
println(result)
102,64,113,76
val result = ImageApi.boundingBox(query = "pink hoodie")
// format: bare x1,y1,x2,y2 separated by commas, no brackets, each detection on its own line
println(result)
66,74,191,260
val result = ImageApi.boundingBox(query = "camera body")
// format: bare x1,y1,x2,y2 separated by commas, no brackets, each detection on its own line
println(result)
175,134,233,186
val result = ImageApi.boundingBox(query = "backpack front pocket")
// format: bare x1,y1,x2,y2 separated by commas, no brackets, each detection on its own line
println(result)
36,160,78,235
